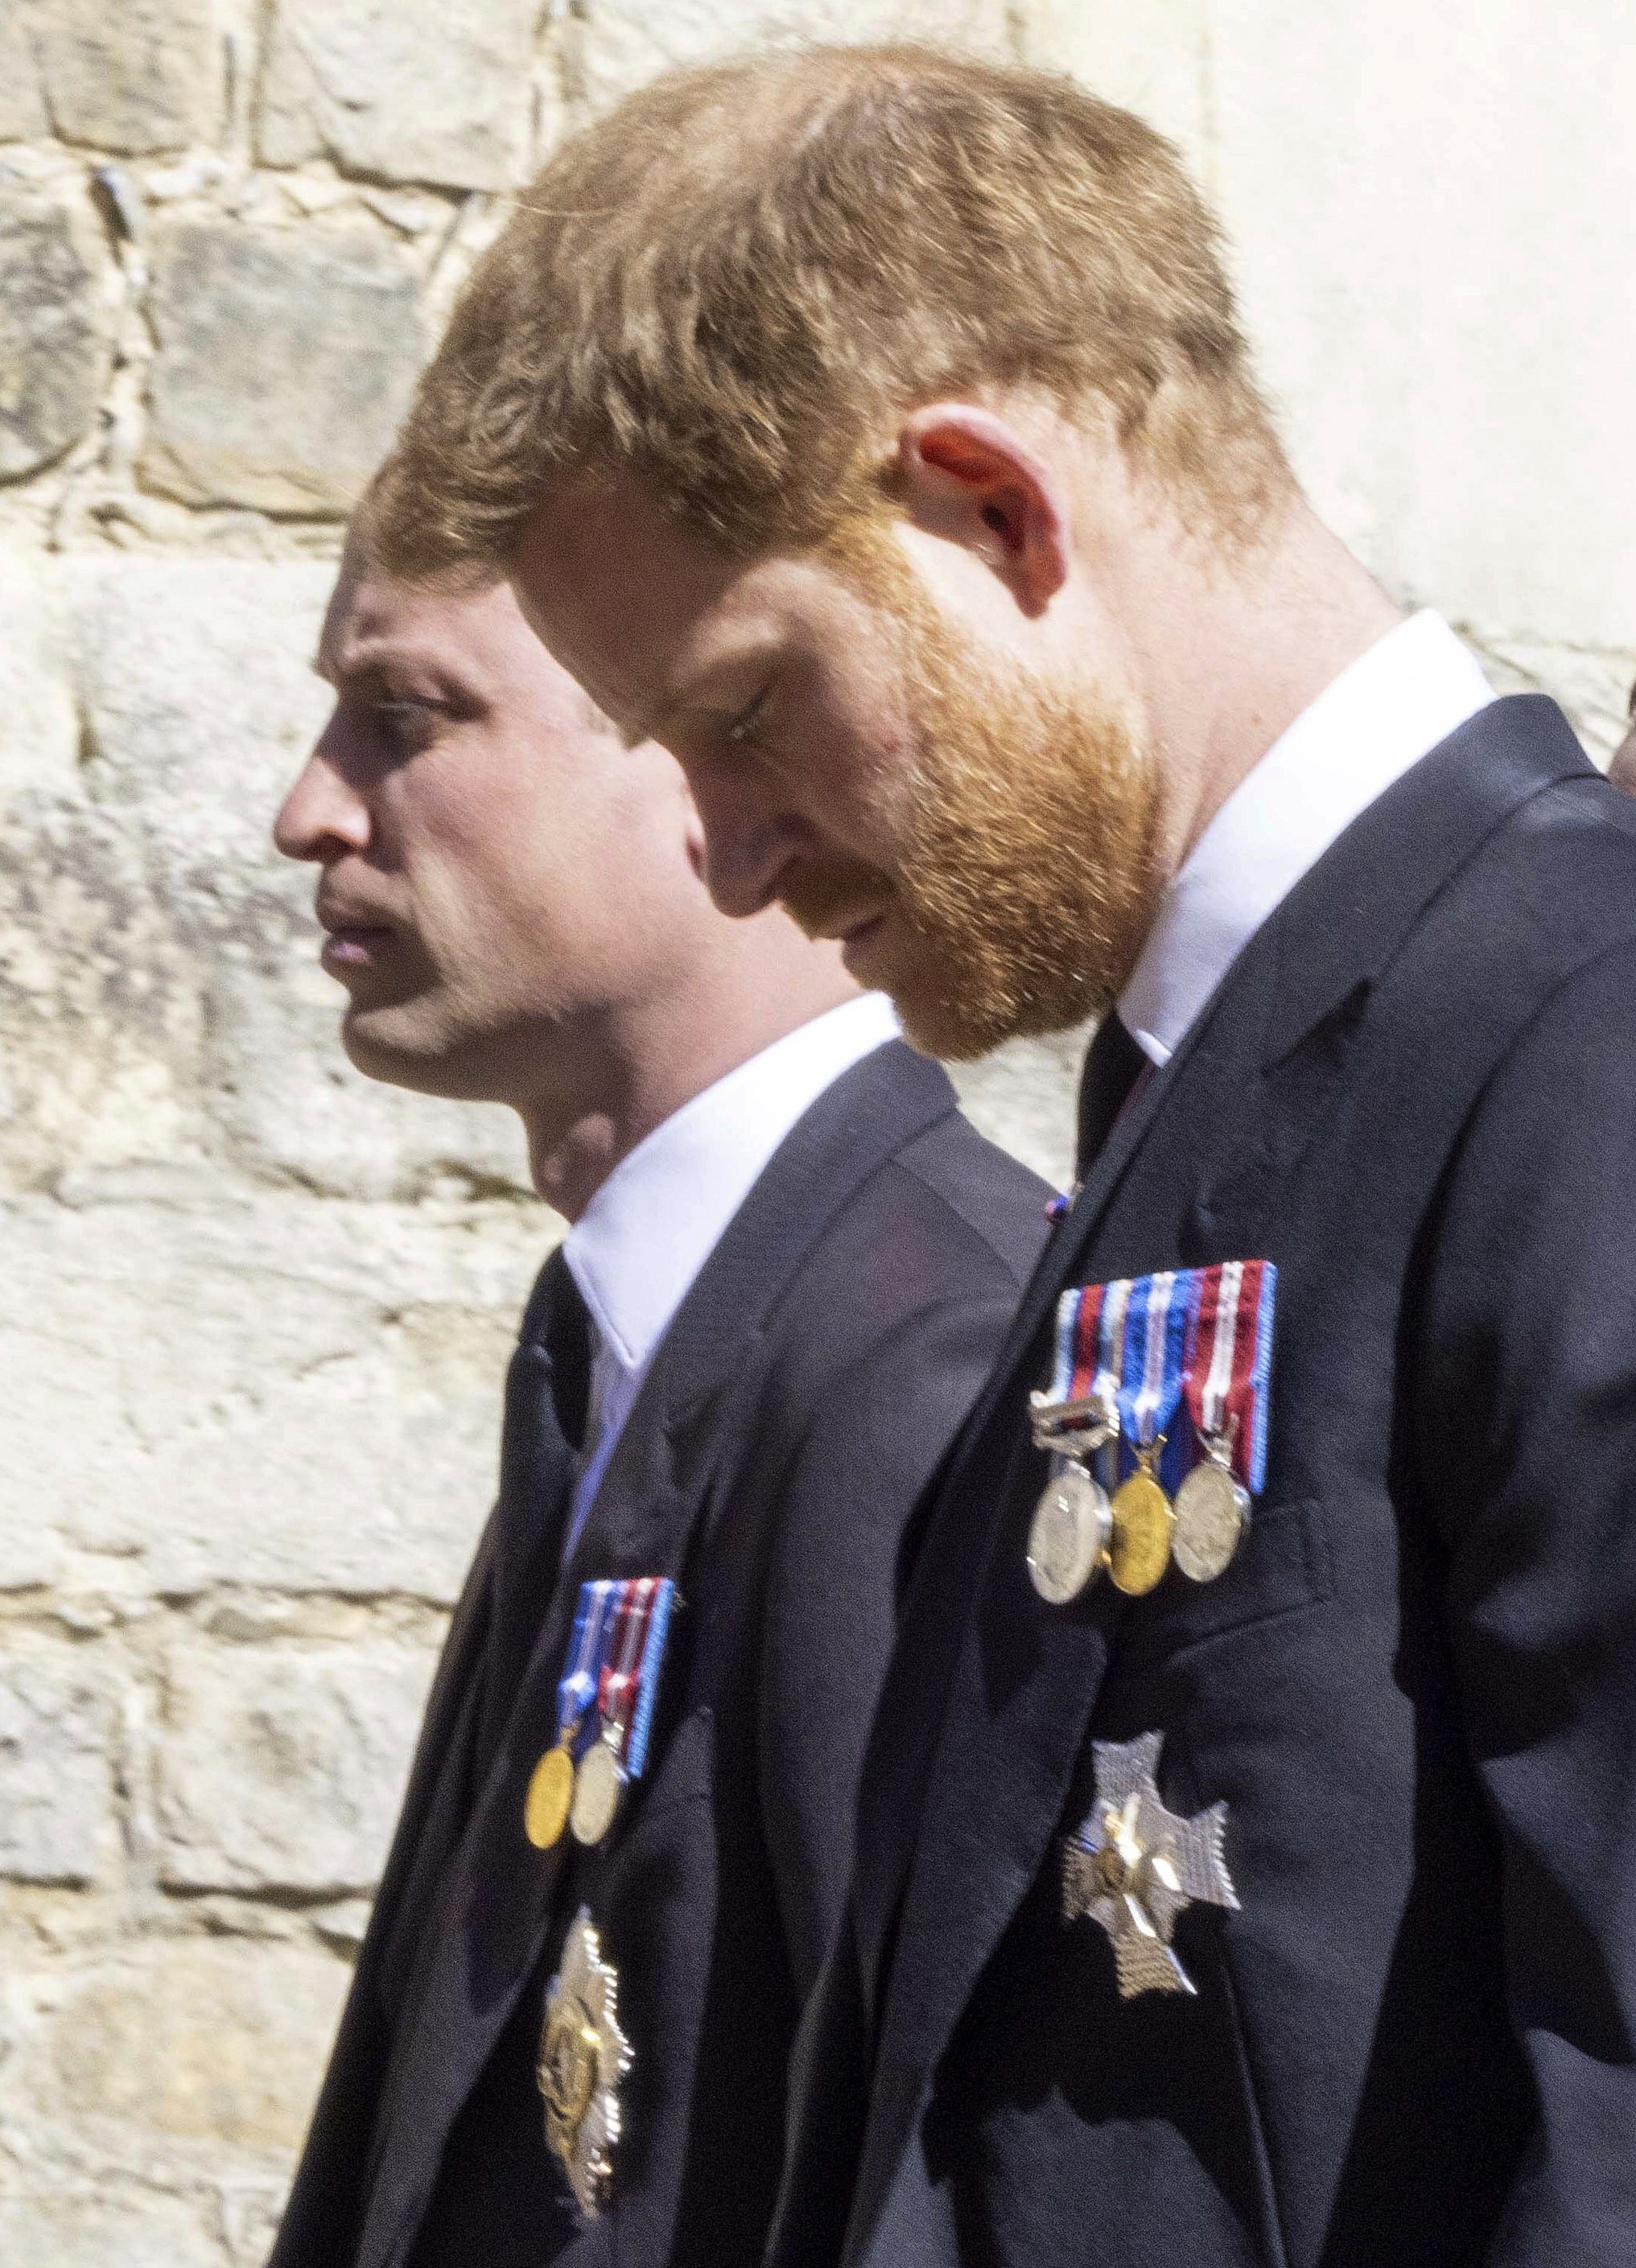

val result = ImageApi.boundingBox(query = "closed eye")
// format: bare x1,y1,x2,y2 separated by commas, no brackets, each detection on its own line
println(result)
723,686,770,748
371,695,444,757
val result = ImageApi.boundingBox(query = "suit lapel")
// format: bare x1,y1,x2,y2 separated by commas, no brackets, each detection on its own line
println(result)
844,697,1594,2258
357,1041,960,2268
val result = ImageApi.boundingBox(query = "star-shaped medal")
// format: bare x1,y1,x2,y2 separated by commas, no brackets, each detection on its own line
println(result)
538,1907,633,2219
1061,1731,1238,1998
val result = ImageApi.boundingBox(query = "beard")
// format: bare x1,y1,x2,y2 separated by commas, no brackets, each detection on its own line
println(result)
782,524,1162,1060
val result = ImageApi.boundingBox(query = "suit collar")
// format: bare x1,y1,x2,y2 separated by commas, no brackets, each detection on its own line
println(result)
1259,694,1591,1066
843,694,1593,2261
562,994,900,1377
1119,608,1495,1064
612,1037,955,1429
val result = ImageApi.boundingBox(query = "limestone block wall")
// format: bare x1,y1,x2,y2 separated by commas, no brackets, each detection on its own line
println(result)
0,4,1629,2259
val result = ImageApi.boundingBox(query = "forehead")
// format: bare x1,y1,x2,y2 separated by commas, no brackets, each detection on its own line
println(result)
319,562,527,684
508,475,884,734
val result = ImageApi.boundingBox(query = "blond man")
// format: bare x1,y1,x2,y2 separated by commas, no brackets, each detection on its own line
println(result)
266,512,1047,2268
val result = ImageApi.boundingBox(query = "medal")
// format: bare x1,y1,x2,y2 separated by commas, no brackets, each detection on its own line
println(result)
1062,1730,1239,1997
1027,1258,1278,1604
1109,1443,1174,1595
525,1581,615,1850
1172,1442,1249,1582
526,1576,676,1853
525,1743,578,1851
1106,1271,1186,1596
1028,1462,1112,1604
569,1735,626,1846
570,1575,675,1847
538,1905,631,2218
1172,1258,1276,1582
1024,1278,1127,1603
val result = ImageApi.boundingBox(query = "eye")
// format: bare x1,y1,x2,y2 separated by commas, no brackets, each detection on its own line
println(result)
723,687,769,748
373,696,439,755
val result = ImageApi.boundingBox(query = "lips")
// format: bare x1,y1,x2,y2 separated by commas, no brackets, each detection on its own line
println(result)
315,898,398,974
320,925,394,971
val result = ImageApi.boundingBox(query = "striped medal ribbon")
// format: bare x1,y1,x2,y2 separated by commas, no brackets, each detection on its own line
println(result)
525,1579,616,1850
570,1577,676,1847
1024,1278,1127,1603
1173,1261,1277,1582
1107,1271,1189,1596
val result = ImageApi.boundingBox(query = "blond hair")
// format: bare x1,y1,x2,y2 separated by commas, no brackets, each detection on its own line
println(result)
377,43,1290,580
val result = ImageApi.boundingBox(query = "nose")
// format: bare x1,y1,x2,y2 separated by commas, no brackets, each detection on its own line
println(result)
274,714,370,863
687,769,807,920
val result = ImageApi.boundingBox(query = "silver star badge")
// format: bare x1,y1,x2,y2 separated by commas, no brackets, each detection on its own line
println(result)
1061,1730,1238,1998
538,1907,633,2219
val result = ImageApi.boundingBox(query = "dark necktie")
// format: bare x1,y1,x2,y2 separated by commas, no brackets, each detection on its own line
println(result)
1074,1012,1151,1179
478,1249,592,1759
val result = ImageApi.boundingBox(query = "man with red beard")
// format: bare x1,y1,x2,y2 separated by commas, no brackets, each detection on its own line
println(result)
373,44,1636,2268
265,504,1048,2268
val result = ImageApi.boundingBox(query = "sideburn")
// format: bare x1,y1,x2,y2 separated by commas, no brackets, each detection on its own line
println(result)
822,517,1163,1060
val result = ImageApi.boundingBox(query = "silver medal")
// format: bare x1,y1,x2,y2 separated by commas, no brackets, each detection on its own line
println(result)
1172,1455,1250,1582
1027,1460,1113,1603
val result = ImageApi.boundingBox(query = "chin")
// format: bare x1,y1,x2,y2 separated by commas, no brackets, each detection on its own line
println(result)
340,1011,492,1101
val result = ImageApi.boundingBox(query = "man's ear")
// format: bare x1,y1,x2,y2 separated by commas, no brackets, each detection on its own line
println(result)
891,404,1072,619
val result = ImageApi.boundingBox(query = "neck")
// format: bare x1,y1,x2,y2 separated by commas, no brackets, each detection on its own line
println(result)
1118,494,1405,878
518,951,861,1222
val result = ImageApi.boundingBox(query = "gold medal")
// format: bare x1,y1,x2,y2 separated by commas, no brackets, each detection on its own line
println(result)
538,1906,631,2219
1027,1462,1112,1603
570,1732,628,1846
1172,1453,1249,1583
525,1739,577,1850
1108,1441,1173,1595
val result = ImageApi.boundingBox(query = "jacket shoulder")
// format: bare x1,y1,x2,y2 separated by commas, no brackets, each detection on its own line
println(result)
888,1105,1055,1288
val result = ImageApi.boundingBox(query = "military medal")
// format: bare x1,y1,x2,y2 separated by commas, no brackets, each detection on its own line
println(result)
569,1575,675,1847
1027,1259,1278,1604
1171,1451,1247,1583
525,1582,615,1850
1172,1258,1276,1582
1062,1730,1238,1997
1025,1278,1127,1603
1106,1271,1186,1596
526,1576,676,1854
538,1905,632,2218
1108,1444,1173,1595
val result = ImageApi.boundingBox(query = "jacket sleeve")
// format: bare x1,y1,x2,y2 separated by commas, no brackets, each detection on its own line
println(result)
266,1514,499,2268
756,1288,1021,2006
1415,936,1636,2264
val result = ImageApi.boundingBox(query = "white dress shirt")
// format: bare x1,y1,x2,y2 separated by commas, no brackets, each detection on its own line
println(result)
558,991,901,1558
1119,610,1497,1068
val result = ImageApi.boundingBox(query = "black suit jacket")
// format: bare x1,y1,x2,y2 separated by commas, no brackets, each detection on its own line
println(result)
267,1039,1048,2268
771,698,1636,2268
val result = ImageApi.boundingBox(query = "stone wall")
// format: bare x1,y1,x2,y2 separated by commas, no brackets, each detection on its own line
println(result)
0,4,1630,2259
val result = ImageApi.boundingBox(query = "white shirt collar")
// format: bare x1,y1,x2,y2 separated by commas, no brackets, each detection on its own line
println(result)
1119,610,1496,1067
562,991,900,1383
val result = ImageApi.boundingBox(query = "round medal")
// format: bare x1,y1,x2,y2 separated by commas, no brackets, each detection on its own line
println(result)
525,1741,576,1850
570,1738,628,1846
1172,1459,1250,1583
1108,1466,1174,1595
1026,1463,1111,1603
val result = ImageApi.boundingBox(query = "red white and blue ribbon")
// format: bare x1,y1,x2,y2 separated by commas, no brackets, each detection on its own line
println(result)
1114,1270,1192,1494
1181,1260,1277,1494
559,1575,676,1778
1049,1261,1277,1500
555,1578,616,1752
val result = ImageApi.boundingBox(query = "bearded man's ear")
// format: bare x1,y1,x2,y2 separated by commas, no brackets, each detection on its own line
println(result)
891,404,1072,620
